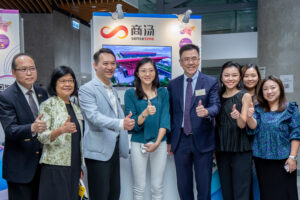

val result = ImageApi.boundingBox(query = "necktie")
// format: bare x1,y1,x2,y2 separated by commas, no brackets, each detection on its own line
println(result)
184,78,192,135
26,90,38,119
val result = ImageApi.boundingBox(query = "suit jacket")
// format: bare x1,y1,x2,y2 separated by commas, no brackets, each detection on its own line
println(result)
0,82,48,183
167,72,220,153
38,96,84,166
78,78,129,161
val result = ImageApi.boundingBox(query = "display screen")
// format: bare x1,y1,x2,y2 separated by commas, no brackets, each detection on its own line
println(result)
102,44,172,87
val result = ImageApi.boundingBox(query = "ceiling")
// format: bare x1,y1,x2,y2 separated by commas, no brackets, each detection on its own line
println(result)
0,0,138,24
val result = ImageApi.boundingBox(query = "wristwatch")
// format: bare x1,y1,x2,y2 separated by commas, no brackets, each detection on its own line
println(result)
142,112,146,119
289,155,297,161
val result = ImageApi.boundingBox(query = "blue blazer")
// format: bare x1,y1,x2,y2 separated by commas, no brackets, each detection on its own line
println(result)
78,78,129,161
0,82,48,183
167,72,220,153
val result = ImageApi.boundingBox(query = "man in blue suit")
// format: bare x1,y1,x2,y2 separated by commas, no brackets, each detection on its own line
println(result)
79,48,134,200
0,53,48,200
167,44,220,200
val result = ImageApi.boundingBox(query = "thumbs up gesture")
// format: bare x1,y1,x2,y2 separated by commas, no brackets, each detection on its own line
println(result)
248,102,255,118
31,114,47,133
196,100,209,117
230,104,240,119
146,100,156,116
61,115,77,134
124,111,135,131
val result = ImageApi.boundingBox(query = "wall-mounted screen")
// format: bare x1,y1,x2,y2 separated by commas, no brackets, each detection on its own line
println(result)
102,44,172,87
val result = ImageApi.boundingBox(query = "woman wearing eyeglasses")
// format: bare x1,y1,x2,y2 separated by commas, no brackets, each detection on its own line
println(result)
37,66,84,200
124,58,170,200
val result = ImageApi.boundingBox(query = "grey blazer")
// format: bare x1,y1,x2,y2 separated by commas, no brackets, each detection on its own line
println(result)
78,78,129,161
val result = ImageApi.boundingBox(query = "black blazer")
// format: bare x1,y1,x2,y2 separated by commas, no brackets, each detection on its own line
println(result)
167,72,221,153
0,82,48,183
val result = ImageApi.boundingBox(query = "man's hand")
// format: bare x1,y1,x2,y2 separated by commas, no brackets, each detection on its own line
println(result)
124,111,135,131
31,114,47,133
196,100,209,117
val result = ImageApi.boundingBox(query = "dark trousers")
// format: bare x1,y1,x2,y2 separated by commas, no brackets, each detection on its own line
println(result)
216,151,252,200
7,166,40,200
174,132,213,200
254,157,298,200
85,142,120,200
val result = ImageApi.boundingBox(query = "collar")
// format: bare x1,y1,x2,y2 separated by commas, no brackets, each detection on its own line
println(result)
96,77,113,89
16,81,35,95
183,70,199,82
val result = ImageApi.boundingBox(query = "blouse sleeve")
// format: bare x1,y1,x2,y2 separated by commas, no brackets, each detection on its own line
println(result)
124,89,144,132
247,106,261,135
159,88,171,132
288,102,300,140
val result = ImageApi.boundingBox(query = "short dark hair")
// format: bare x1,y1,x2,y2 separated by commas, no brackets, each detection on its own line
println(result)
257,75,287,112
134,58,160,99
93,48,116,64
48,66,78,97
219,61,243,95
179,44,200,58
11,53,34,70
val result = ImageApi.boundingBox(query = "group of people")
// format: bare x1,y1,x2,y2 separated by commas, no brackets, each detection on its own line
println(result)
0,43,299,200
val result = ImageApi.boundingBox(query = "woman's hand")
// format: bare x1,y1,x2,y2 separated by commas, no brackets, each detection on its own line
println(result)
60,116,77,134
145,142,159,152
145,100,156,116
285,158,297,173
248,102,255,118
230,104,241,119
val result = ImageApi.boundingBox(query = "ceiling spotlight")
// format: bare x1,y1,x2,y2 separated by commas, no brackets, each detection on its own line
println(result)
111,4,124,20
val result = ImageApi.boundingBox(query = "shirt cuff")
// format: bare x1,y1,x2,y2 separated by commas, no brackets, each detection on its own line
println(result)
119,119,124,130
32,132,37,138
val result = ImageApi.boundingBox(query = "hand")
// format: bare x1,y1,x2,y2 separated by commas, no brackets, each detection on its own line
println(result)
167,144,173,155
230,104,240,119
32,114,47,133
145,142,159,152
248,102,255,118
60,116,77,134
196,100,209,117
80,170,84,179
146,100,156,116
124,111,135,131
286,158,297,173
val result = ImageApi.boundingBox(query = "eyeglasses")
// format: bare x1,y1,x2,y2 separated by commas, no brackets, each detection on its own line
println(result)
58,79,75,84
181,57,199,63
15,67,36,73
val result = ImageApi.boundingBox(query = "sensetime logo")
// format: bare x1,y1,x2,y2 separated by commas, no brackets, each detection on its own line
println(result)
100,25,128,39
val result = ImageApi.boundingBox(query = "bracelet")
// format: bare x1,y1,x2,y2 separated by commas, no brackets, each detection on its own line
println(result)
289,155,297,161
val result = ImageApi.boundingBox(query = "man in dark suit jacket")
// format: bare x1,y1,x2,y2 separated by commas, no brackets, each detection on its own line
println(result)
0,53,48,200
167,44,220,200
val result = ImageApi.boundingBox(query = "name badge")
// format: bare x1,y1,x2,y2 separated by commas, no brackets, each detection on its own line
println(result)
195,89,206,96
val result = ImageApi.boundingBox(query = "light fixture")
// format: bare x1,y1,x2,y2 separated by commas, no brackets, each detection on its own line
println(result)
177,9,192,24
111,4,124,20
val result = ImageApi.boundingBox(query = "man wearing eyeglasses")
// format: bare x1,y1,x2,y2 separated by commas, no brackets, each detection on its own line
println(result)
167,44,220,200
0,53,48,200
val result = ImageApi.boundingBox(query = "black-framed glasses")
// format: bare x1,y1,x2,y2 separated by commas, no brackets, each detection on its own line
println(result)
15,67,36,73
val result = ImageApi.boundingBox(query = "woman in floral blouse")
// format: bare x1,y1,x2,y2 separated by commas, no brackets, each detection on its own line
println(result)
247,75,300,200
37,66,84,200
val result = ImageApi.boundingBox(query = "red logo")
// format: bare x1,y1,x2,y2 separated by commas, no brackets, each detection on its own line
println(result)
100,25,128,39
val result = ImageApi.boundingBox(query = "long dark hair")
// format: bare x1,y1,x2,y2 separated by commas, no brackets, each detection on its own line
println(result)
134,58,159,99
48,66,78,97
257,75,287,112
219,61,242,95
241,64,262,96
